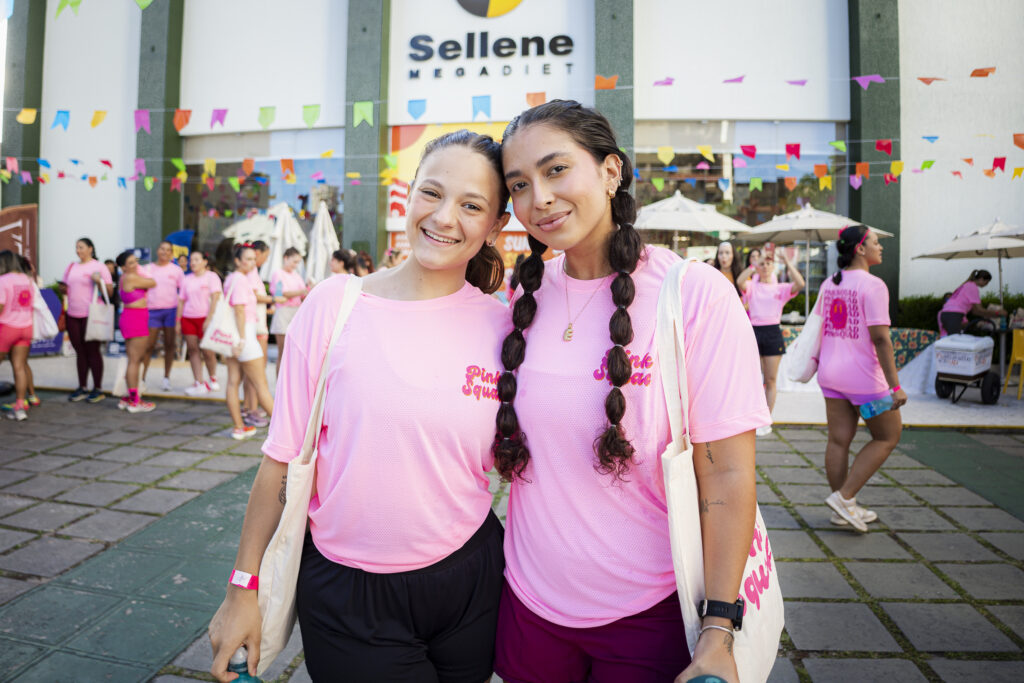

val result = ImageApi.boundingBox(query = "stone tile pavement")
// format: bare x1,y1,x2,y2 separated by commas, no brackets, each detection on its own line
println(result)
1,392,1023,681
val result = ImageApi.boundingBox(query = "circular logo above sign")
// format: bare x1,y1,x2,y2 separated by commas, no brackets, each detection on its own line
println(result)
457,0,523,18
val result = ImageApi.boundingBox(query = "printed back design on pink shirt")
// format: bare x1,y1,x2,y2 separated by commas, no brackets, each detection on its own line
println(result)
0,273,34,327
822,288,863,340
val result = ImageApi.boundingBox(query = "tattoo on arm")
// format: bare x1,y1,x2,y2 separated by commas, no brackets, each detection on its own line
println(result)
699,498,726,515
278,476,287,505
705,443,714,464
724,631,734,655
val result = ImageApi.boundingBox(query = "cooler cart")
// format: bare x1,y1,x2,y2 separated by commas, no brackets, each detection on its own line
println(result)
933,334,1000,404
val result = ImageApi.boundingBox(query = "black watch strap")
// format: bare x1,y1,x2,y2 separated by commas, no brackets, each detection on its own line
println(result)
698,598,745,631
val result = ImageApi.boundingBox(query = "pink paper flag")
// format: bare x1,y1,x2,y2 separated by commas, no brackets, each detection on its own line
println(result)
951,171,963,178
134,109,151,134
211,108,228,128
786,79,807,86
134,158,146,175
128,174,139,182
883,173,898,185
993,157,1006,171
653,77,674,86
5,157,18,174
311,171,325,180
875,139,893,156
351,179,362,185
849,175,863,190
733,158,747,168
20,171,32,184
170,177,182,192
723,75,745,84
785,143,801,160
740,145,757,159
696,161,710,170
853,74,885,90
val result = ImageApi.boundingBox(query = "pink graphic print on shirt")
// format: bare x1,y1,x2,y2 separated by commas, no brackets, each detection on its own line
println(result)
823,289,861,340
593,348,654,387
463,365,499,401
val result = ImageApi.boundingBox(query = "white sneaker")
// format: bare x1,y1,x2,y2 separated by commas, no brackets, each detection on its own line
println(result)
825,491,869,532
830,504,878,526
208,378,221,392
184,382,209,397
161,377,172,392
755,425,773,437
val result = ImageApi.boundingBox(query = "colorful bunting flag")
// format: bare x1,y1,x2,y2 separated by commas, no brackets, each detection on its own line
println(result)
723,75,744,84
242,158,255,176
211,108,228,128
526,92,546,107
993,157,1006,171
51,110,70,130
783,177,797,191
717,178,730,191
471,96,490,120
136,0,155,8
20,171,33,184
280,159,295,177
170,177,182,192
786,79,807,86
890,160,904,177
785,143,801,160
0,170,9,184
819,176,832,190
852,74,885,90
662,165,678,172
134,158,145,175
177,170,188,181
697,145,714,162
37,159,50,168
829,141,847,153
749,177,763,191
99,159,112,168
205,177,215,190
696,161,710,170
813,164,827,178
258,106,276,130
883,173,898,185
651,178,665,191
970,67,996,77
384,154,398,169
875,139,892,155
346,172,361,179
145,176,157,190
1012,167,1023,179
170,158,185,173
133,109,150,134
740,145,757,159
5,157,18,174
775,164,789,171
321,149,334,158
55,0,82,18
173,109,192,132
311,171,325,181
302,104,321,128
91,110,107,128
921,160,935,170
228,176,241,192
855,162,869,178
16,108,37,124
204,158,216,176
408,99,426,120
951,171,963,178
1015,134,1024,151
353,101,374,127
962,158,974,166
733,158,747,168
922,135,939,144
117,177,126,188
594,74,618,90
653,77,674,86
850,175,863,190
982,169,996,178
285,173,297,185
656,146,675,166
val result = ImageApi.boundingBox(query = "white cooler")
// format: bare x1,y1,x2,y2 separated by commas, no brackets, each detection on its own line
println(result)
934,334,994,379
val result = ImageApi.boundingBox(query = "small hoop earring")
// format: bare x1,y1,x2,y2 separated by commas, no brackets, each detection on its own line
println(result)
608,188,616,198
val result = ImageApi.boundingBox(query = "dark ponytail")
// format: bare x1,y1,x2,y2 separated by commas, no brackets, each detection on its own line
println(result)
832,224,869,285
493,99,644,481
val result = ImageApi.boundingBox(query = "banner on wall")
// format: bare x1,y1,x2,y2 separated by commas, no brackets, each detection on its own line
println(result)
0,204,39,268
388,0,595,126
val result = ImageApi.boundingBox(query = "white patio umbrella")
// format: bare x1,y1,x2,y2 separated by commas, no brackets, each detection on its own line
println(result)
913,218,1024,307
990,218,1024,240
260,202,308,281
222,213,275,243
305,200,340,284
737,204,894,316
635,190,751,234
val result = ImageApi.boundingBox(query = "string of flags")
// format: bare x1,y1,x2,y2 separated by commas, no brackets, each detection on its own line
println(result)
609,67,1000,91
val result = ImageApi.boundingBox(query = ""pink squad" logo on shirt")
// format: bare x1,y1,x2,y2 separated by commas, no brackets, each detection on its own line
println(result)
593,348,654,387
462,365,499,401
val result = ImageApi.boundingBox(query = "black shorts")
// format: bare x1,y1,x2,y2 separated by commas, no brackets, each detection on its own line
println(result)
753,324,786,357
296,510,504,683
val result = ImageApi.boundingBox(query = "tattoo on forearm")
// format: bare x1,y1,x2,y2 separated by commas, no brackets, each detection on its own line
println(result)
699,498,726,515
705,443,714,464
278,476,287,505
724,631,734,655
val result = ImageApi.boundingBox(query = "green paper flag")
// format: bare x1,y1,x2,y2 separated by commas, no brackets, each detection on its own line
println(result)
303,104,321,128
921,160,935,169
750,177,763,191
829,140,847,153
171,158,185,173
258,106,276,130
651,177,665,191
228,176,241,193
384,154,398,169
136,0,155,8
144,176,155,191
56,0,82,18
353,101,374,128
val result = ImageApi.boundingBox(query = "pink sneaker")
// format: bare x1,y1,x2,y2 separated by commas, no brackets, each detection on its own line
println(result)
126,400,156,414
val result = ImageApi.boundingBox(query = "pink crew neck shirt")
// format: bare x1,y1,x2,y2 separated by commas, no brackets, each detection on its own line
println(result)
270,269,306,307
179,271,222,319
941,281,980,315
63,260,112,318
744,280,797,325
224,271,258,323
0,273,34,327
146,262,184,310
263,275,508,572
817,269,891,395
505,248,770,628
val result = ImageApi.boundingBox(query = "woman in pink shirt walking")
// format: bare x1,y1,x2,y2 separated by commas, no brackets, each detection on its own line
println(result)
737,249,804,435
61,237,114,403
494,101,770,683
0,251,35,421
268,247,308,377
179,251,222,396
142,240,185,392
115,250,157,413
817,225,907,532
208,131,511,682
938,269,1006,336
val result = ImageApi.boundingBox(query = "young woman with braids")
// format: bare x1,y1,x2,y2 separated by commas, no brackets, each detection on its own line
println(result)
209,130,511,683
817,225,907,532
494,100,770,683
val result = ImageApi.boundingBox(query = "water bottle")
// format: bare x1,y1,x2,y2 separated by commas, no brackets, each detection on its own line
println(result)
227,646,260,682
274,281,283,298
859,393,894,420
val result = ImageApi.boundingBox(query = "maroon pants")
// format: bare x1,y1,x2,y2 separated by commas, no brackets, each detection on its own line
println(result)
65,316,104,389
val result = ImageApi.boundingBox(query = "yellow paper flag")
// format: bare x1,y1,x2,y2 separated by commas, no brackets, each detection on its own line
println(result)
285,172,297,185
16,108,37,124
91,110,107,128
320,149,334,158
176,170,188,181
1012,167,1023,179
656,146,675,166
818,175,833,190
696,145,714,162
204,159,216,176
890,160,904,177
775,164,789,171
346,172,361,179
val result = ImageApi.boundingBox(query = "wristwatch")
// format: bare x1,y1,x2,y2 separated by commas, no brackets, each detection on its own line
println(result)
698,598,745,631
228,569,259,591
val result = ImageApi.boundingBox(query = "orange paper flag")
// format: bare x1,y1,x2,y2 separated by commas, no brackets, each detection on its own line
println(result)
280,158,295,177
88,176,97,187
173,109,192,132
982,168,996,178
813,164,828,178
783,177,797,191
917,77,944,85
970,67,996,77
242,158,255,176
526,92,546,107
1013,133,1024,151
855,162,870,178
962,158,974,166
594,74,619,90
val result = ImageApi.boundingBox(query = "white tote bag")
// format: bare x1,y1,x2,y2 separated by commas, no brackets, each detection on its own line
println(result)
785,294,824,383
200,277,241,357
84,284,115,342
31,284,59,342
655,260,784,683
256,276,362,676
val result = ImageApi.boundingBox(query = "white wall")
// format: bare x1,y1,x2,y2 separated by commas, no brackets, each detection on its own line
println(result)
38,0,140,282
180,0,348,135
634,0,850,122
898,0,1024,296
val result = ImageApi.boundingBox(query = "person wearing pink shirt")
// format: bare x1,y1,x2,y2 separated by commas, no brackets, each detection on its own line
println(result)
737,249,804,435
60,237,114,403
0,251,35,421
208,131,511,683
938,269,1006,336
241,241,277,427
115,250,157,413
141,241,185,392
494,101,770,683
268,247,308,377
179,251,222,396
818,225,907,532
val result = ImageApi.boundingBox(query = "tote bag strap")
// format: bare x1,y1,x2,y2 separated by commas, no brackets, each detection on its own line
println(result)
655,259,694,443
93,280,111,306
297,277,363,466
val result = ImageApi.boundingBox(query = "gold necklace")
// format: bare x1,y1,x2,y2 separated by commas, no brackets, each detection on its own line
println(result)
562,263,607,342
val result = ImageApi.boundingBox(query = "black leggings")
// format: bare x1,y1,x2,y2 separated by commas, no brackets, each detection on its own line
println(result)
65,315,104,389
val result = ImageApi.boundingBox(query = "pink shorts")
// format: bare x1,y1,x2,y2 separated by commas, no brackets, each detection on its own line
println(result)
820,385,890,405
0,324,32,352
120,307,149,340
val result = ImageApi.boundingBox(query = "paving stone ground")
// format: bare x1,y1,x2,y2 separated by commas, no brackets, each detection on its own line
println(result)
1,392,1023,681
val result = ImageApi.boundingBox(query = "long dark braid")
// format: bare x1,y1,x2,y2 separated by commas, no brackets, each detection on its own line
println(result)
492,100,644,481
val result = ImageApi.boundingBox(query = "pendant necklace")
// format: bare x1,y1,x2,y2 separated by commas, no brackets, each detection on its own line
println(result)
562,262,607,342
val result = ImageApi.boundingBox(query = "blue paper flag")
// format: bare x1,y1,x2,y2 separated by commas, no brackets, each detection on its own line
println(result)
5,0,13,20
408,99,426,120
718,178,730,191
117,177,127,188
80,173,87,180
922,136,939,143
37,158,50,168
685,178,697,187
70,159,80,165
51,110,70,130
663,165,678,172
633,168,640,179
472,95,491,120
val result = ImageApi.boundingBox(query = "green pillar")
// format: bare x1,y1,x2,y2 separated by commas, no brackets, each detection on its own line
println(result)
134,0,184,248
1,0,46,208
594,0,634,174
848,0,901,315
343,0,390,259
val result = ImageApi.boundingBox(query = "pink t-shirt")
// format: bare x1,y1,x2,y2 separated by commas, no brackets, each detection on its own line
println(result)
263,275,508,572
224,271,258,324
62,260,113,318
247,268,268,323
179,271,222,319
941,281,980,315
817,269,891,395
269,269,307,307
505,248,770,628
0,273,34,327
744,281,797,325
145,262,184,310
